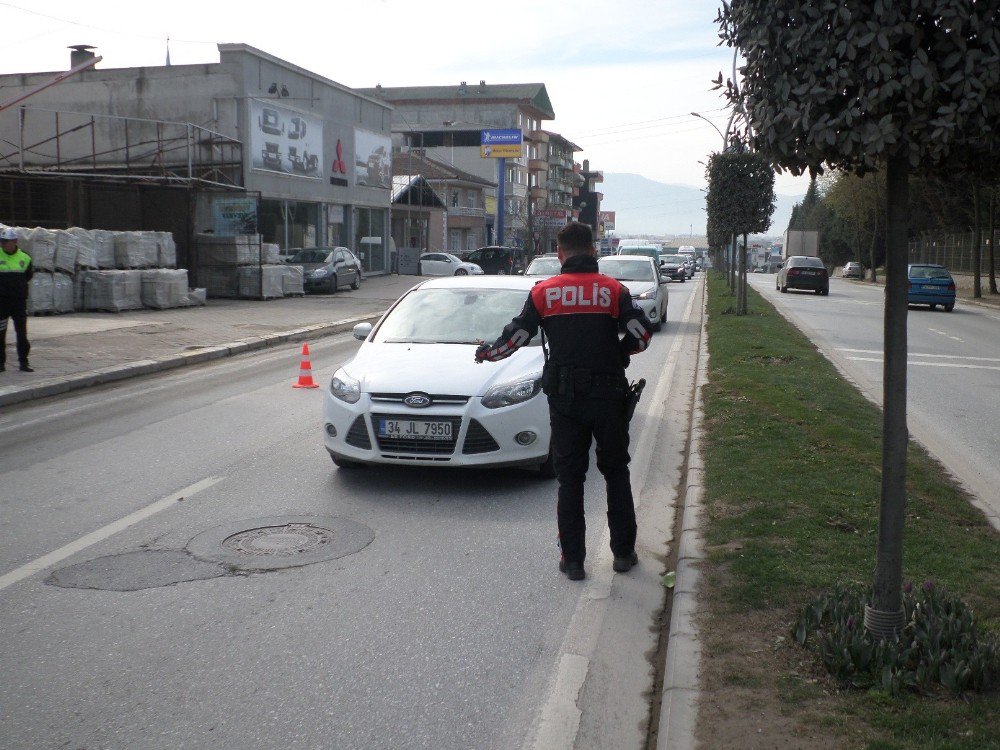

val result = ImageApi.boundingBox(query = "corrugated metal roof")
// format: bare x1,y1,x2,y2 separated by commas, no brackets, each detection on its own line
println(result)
360,82,554,119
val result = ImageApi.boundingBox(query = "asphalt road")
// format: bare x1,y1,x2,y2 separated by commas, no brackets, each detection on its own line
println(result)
0,275,703,749
749,272,1000,527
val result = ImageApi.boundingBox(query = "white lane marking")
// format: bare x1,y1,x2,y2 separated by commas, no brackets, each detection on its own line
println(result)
928,327,965,343
846,357,1000,371
0,476,223,592
526,279,702,750
838,348,1000,363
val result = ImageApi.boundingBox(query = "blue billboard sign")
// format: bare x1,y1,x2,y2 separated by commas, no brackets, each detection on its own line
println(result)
481,129,523,145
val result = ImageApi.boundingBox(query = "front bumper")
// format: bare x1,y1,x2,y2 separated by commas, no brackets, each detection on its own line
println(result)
323,392,550,468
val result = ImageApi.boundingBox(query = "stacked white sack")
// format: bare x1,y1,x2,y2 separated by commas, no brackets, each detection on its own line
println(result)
154,231,177,268
26,273,54,314
140,269,189,309
54,230,79,273
53,272,74,313
67,227,98,270
26,228,56,271
237,265,284,299
282,265,304,295
92,229,116,268
263,243,280,264
114,232,158,268
84,270,143,312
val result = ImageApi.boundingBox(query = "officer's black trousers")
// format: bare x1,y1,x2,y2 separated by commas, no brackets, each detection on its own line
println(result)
549,395,637,565
0,304,30,367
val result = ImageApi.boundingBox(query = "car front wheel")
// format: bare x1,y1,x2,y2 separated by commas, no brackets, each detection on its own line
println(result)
455,268,468,276
944,303,954,312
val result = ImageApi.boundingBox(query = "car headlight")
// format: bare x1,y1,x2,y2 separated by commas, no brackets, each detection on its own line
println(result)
330,368,361,403
636,288,657,300
481,373,543,409
311,268,330,278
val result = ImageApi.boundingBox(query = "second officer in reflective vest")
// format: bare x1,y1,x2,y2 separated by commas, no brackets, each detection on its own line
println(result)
475,222,653,581
0,227,34,372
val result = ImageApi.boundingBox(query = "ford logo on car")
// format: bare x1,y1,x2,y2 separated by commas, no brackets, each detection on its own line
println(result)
403,393,432,408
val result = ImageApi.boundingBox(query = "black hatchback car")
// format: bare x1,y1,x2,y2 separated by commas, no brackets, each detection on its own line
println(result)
777,255,829,295
461,246,526,275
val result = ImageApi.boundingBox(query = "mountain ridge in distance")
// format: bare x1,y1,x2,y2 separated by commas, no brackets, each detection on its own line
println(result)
600,172,800,237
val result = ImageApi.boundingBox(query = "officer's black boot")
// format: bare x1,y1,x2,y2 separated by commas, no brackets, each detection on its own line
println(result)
19,360,33,372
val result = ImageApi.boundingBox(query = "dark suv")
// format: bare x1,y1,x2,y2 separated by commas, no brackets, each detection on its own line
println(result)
462,246,526,275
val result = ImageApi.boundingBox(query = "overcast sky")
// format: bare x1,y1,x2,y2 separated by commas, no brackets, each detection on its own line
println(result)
3,0,809,231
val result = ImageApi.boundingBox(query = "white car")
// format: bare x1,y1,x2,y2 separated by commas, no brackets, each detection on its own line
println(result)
324,276,552,474
598,255,668,332
418,252,484,276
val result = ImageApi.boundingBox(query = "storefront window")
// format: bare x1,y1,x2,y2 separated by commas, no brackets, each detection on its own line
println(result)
259,199,319,250
355,207,387,273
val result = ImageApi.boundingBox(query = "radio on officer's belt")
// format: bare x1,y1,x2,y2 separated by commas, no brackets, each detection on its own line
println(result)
624,378,646,422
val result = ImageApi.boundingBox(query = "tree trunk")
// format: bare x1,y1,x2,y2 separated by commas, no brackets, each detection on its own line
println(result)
869,226,879,284
730,232,737,292
866,154,909,641
989,189,997,295
739,233,749,315
972,183,982,298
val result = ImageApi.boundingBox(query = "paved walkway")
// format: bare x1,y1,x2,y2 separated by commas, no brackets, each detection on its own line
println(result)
0,274,421,407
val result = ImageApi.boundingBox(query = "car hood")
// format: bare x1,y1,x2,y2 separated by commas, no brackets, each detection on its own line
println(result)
618,279,657,297
343,342,544,396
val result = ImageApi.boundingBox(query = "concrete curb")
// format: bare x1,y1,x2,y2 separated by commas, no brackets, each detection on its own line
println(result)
657,287,709,750
0,312,381,409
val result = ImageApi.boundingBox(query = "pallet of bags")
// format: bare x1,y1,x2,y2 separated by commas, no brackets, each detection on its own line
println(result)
263,242,280,264
53,272,74,313
54,230,79,274
66,227,98,270
237,265,284,299
92,229,116,268
26,273,54,314
141,269,189,309
282,265,304,296
73,272,88,311
185,288,207,306
83,270,143,312
23,228,56,272
195,234,261,266
153,231,177,268
201,267,239,298
114,231,158,269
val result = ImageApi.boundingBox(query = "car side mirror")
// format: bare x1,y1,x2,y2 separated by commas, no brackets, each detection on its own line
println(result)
352,322,373,341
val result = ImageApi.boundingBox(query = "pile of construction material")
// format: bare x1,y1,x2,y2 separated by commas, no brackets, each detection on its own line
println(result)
195,235,301,300
5,226,205,315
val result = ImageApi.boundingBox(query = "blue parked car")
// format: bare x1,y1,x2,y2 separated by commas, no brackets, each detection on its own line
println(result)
907,264,956,312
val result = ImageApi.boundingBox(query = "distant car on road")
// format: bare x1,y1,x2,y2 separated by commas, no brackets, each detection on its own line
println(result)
842,262,864,279
907,264,956,312
598,254,668,331
777,255,829,295
523,254,561,278
659,254,688,282
418,252,484,277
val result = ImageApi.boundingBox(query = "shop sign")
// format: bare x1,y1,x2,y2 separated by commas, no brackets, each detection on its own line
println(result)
212,197,258,235
249,99,323,180
354,129,392,188
480,129,523,158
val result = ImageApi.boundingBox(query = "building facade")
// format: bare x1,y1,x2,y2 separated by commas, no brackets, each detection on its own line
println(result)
0,44,395,274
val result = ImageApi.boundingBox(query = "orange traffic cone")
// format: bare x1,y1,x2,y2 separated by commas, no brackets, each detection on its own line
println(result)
293,343,319,389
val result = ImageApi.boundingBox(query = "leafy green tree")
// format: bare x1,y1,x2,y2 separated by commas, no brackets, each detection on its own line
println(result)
706,150,776,313
825,170,886,280
717,0,1000,638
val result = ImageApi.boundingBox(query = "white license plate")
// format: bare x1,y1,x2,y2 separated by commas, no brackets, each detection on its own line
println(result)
378,418,452,441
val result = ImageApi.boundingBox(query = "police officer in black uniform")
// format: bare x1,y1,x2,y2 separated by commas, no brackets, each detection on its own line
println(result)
0,227,34,372
475,222,653,580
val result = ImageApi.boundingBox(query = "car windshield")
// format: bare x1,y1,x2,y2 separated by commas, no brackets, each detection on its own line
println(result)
290,249,332,263
526,257,561,275
444,254,463,263
910,266,952,280
599,258,655,281
373,287,540,346
620,247,657,259
662,255,685,264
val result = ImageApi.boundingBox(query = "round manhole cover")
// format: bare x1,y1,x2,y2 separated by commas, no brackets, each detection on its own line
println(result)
221,524,335,556
187,515,375,571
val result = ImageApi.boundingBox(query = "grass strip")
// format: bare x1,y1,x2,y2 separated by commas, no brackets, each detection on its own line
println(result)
697,272,999,749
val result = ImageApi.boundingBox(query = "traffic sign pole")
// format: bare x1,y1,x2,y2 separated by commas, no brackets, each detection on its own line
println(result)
496,157,506,245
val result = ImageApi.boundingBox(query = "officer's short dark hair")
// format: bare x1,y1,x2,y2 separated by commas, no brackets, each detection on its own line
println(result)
557,222,594,255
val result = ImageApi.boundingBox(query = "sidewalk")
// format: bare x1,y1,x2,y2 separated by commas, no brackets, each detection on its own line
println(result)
0,274,421,408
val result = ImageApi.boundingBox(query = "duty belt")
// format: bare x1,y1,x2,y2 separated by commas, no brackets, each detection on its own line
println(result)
542,364,626,398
